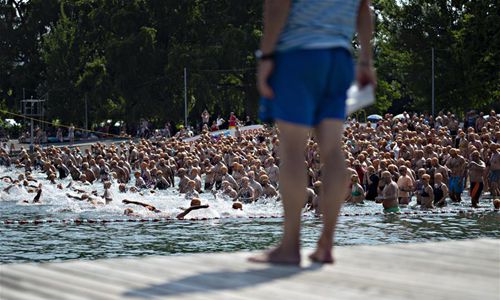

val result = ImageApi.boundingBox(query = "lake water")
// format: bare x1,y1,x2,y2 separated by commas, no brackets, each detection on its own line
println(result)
1,167,499,264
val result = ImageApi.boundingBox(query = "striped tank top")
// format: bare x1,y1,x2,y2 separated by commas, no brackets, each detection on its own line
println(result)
276,0,361,52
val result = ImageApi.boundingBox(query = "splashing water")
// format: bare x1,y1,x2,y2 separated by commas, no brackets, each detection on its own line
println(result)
1,166,499,263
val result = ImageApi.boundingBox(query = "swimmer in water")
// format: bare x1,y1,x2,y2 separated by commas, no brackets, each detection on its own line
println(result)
311,181,322,214
232,201,243,210
184,180,200,200
304,186,316,211
397,166,413,205
376,171,400,213
175,204,210,220
348,174,365,204
468,150,485,208
433,173,448,207
221,181,238,198
260,175,278,198
122,198,209,220
0,175,14,183
122,199,161,213
234,177,255,203
21,184,43,204
493,199,500,210
102,181,113,204
33,184,42,203
420,174,434,209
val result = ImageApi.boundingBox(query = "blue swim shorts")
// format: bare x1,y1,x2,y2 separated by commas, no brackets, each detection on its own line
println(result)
449,176,464,194
259,47,354,126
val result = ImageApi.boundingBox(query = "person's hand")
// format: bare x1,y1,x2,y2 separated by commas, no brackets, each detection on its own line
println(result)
356,61,377,88
257,60,275,99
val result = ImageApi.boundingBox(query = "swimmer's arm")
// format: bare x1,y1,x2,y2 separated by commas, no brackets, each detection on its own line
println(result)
474,160,486,169
3,184,15,192
122,199,154,209
145,205,160,213
233,190,242,202
33,189,42,203
122,199,144,206
66,193,82,200
176,205,210,220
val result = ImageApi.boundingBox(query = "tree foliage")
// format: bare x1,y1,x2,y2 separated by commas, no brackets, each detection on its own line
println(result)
371,0,499,115
0,0,498,129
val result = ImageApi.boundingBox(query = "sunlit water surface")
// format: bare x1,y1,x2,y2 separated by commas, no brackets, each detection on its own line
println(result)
1,167,499,264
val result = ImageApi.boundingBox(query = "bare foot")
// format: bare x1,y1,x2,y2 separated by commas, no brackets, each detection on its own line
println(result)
248,246,301,265
309,237,334,264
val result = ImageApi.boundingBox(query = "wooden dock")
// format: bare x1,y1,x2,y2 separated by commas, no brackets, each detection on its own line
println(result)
1,238,499,300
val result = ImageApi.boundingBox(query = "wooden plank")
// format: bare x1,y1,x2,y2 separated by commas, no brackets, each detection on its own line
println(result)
0,286,48,300
1,239,498,300
342,242,498,269
3,265,121,300
45,259,250,300
107,247,491,300
100,254,333,300
0,272,83,300
338,244,498,276
131,255,379,300
391,239,500,259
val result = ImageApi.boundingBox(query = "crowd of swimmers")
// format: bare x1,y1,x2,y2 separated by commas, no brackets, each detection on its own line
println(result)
1,109,499,218
341,110,500,212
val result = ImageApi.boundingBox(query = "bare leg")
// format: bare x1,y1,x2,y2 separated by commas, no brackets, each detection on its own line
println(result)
249,120,309,265
491,182,499,197
309,120,347,263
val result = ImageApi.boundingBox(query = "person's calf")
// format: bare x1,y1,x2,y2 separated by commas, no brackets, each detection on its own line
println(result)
309,234,334,264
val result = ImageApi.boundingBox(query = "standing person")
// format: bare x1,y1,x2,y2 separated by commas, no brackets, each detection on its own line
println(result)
163,122,171,138
420,174,434,209
397,166,413,205
245,115,253,126
68,124,75,145
348,174,365,204
448,115,459,140
210,121,219,132
364,165,379,200
489,144,500,198
228,112,238,129
201,110,210,126
56,128,63,143
216,115,225,129
376,171,400,213
446,148,466,202
468,150,485,208
250,0,376,264
433,173,448,207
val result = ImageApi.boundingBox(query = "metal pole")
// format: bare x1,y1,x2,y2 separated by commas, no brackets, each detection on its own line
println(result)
184,67,188,127
30,119,34,153
431,47,435,117
85,96,88,138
